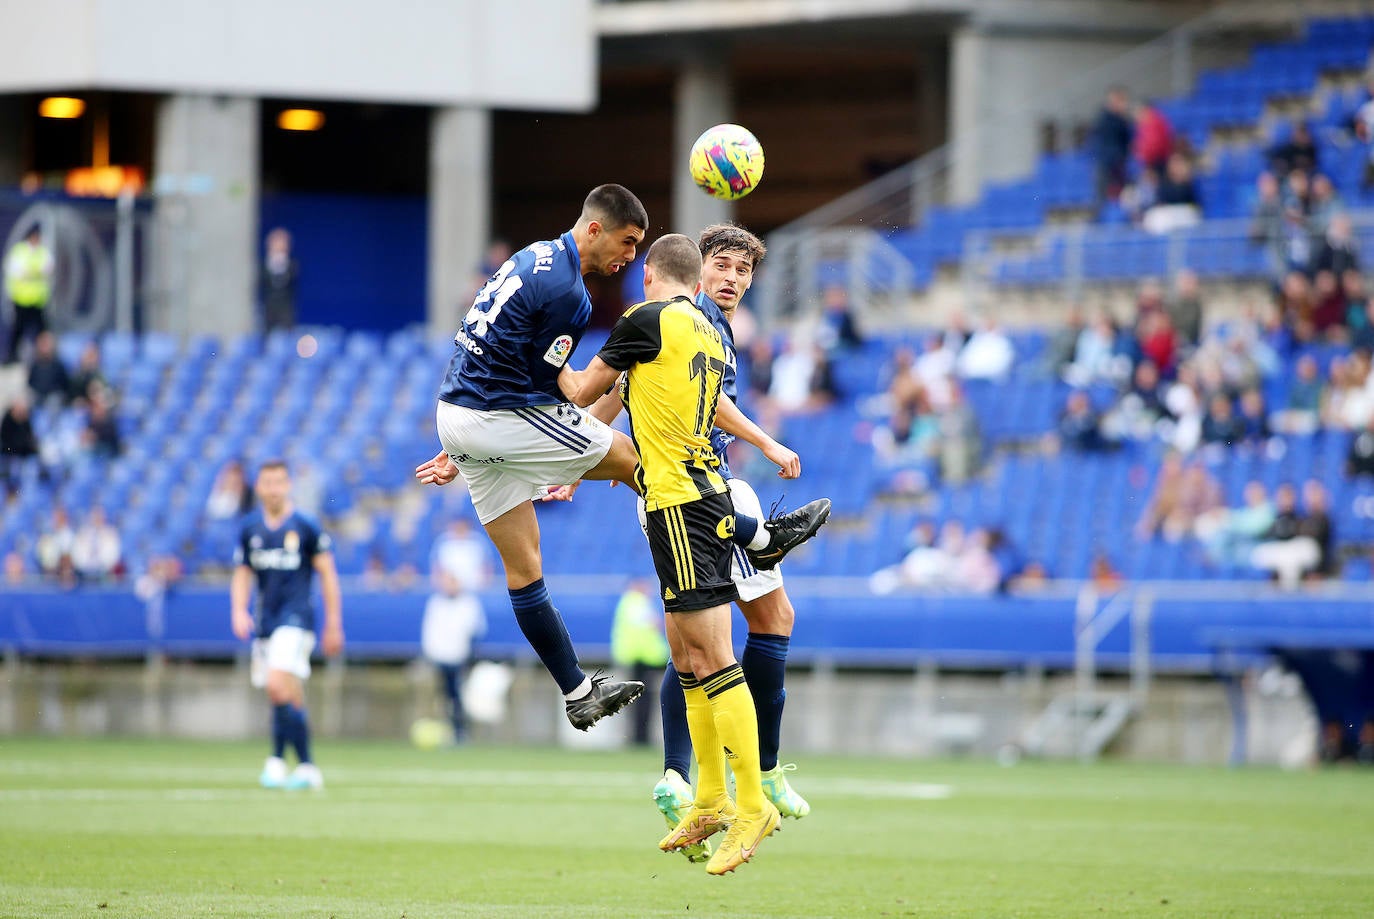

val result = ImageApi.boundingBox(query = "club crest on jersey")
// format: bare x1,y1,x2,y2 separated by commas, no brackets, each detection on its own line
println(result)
284,531,300,553
543,334,574,367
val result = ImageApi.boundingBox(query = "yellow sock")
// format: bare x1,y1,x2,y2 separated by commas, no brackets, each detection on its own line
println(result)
681,674,727,804
701,663,764,815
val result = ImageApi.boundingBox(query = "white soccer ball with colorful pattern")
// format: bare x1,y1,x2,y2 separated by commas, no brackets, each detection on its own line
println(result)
689,124,765,200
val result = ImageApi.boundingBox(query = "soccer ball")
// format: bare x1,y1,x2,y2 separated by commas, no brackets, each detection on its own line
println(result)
689,124,765,200
409,717,452,750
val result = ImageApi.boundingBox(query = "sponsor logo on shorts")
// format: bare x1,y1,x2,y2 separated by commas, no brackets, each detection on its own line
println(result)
663,587,676,601
716,516,736,539
543,334,574,367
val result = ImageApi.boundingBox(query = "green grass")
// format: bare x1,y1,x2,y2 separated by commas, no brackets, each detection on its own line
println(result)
1,738,1371,918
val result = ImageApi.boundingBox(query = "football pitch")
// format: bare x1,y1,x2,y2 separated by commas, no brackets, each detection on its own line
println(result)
2,738,1371,918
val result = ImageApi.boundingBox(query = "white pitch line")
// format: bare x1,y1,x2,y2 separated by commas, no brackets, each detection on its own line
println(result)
0,761,953,801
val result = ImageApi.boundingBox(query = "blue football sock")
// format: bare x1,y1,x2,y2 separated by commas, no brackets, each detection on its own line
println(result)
509,578,586,696
659,664,692,784
271,703,290,759
731,512,759,548
742,633,790,772
288,705,312,765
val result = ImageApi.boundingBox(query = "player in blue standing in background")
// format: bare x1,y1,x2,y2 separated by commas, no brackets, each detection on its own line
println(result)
231,459,344,790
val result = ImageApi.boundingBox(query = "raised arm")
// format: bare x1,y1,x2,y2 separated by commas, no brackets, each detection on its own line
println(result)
558,358,622,409
714,394,800,479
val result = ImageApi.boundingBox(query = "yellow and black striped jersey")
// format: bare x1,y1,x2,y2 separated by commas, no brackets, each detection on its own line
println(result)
596,295,732,511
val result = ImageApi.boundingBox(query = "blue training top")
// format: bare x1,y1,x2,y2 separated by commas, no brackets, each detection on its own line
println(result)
438,232,593,411
693,291,739,479
235,509,331,638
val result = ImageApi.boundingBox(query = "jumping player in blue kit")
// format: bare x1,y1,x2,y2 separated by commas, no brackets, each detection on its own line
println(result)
416,185,654,729
231,460,344,790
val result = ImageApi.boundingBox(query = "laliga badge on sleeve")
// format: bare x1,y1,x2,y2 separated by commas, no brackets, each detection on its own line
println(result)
543,334,574,367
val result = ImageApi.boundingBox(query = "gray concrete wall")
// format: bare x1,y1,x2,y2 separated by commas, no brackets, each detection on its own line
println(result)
151,95,259,337
429,106,493,337
0,659,1318,766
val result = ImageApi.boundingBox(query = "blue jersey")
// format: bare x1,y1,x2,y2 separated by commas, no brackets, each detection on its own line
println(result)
693,292,738,479
234,510,332,638
438,232,592,411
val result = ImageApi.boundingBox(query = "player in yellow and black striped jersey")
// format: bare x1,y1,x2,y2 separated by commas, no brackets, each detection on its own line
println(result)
599,296,730,512
557,233,792,875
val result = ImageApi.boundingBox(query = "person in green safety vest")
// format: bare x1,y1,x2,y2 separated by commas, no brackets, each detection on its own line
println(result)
611,578,670,746
4,227,54,364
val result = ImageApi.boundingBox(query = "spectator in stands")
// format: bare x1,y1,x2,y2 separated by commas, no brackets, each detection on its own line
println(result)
26,331,69,409
1250,483,1319,588
1143,153,1201,235
1268,122,1318,180
1135,310,1177,378
938,381,982,484
1236,388,1271,446
1161,363,1204,453
870,519,965,593
206,460,254,520
1280,169,1316,274
1057,390,1110,452
768,336,837,415
952,528,1002,594
260,227,299,332
1300,480,1335,580
1090,554,1125,591
1196,481,1276,568
1308,174,1344,244
816,285,864,352
743,336,774,408
1091,86,1134,204
1043,305,1085,376
1133,101,1174,177
1342,271,1368,335
1273,353,1324,435
1137,454,1222,542
1310,271,1348,340
70,506,121,581
1105,359,1169,442
0,394,38,497
956,317,1015,382
1250,172,1288,281
67,340,107,407
1347,415,1374,478
1322,352,1374,431
1168,269,1204,348
1200,393,1246,447
81,391,121,458
35,506,75,583
1314,212,1360,279
1064,313,1125,387
1277,271,1316,340
915,334,955,410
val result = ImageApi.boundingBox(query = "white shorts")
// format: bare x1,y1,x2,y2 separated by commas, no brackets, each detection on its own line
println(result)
437,401,614,525
637,477,784,604
251,625,315,688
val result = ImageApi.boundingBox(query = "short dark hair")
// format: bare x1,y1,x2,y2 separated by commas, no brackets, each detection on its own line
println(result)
258,459,290,476
645,234,703,288
581,184,648,231
698,223,766,269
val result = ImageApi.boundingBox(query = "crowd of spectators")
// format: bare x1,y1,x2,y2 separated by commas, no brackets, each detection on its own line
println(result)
1091,88,1202,233
1,328,125,583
